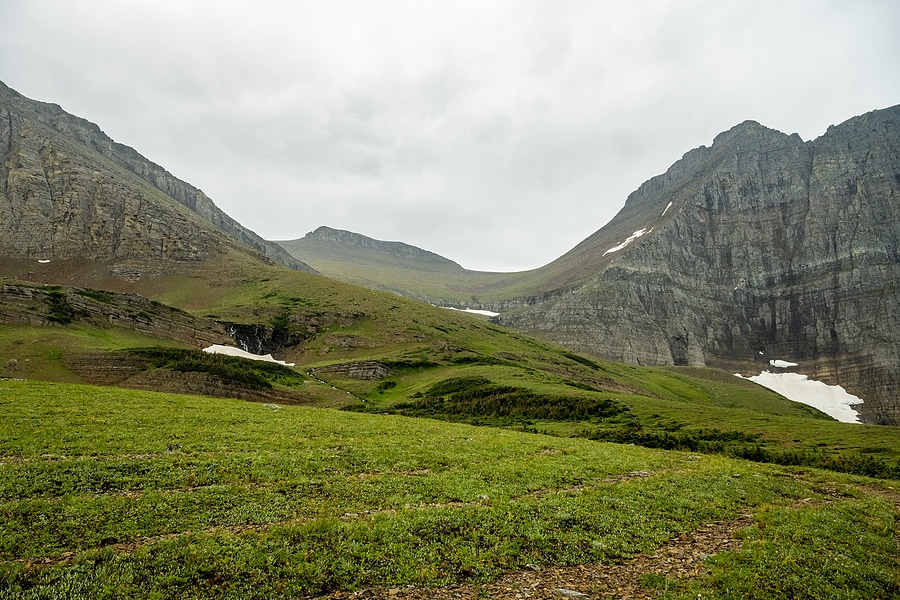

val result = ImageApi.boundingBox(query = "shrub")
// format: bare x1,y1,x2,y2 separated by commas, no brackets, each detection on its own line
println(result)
390,376,627,424
124,348,304,389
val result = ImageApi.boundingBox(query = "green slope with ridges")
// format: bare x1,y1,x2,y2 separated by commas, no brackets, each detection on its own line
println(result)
0,380,897,598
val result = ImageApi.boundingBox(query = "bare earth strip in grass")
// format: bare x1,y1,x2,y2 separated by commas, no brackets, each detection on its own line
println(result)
14,471,670,571
311,513,754,599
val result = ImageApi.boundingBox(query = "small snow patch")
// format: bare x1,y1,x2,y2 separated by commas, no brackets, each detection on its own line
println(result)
202,344,295,366
735,371,863,423
38,259,51,264
603,228,652,256
442,306,499,317
769,359,798,368
661,201,673,216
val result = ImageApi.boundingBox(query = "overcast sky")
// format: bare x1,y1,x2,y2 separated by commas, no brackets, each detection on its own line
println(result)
2,1,899,271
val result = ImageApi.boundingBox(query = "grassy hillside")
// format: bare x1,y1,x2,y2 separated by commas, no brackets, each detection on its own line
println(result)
274,229,620,307
274,215,671,309
2,258,899,597
276,233,536,306
0,380,897,599
3,260,897,475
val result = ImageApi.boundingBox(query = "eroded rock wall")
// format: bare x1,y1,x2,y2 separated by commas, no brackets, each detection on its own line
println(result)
501,108,900,424
0,81,314,272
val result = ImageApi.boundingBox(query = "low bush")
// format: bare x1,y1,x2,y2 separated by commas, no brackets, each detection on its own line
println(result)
124,348,304,389
390,376,627,424
580,425,900,479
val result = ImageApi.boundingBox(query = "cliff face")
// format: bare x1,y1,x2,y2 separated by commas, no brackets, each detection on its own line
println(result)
0,80,315,272
499,107,900,424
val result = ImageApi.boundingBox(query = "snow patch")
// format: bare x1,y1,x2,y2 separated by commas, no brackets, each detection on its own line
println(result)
202,344,295,366
603,228,652,256
38,259,51,264
443,306,499,317
661,201,673,216
769,359,798,368
735,371,863,423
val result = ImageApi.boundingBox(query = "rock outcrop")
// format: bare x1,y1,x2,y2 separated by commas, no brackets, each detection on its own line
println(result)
0,280,230,346
64,352,313,405
0,80,315,272
315,360,392,380
221,322,307,356
499,107,900,424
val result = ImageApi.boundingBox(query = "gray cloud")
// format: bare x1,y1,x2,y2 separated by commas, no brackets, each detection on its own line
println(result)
2,0,898,271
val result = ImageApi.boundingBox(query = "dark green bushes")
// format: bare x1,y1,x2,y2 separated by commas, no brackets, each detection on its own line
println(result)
727,444,900,479
45,287,77,324
380,359,439,370
580,425,900,479
390,376,626,424
561,351,602,371
580,425,762,452
125,348,304,389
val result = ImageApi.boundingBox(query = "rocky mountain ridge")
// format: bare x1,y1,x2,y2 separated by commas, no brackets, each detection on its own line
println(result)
498,108,900,424
0,80,314,272
2,79,897,424
276,109,900,424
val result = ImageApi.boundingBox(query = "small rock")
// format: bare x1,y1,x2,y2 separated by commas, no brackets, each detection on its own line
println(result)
554,589,589,598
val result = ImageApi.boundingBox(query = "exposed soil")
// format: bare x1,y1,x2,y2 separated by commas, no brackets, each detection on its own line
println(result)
18,510,752,599
312,513,753,600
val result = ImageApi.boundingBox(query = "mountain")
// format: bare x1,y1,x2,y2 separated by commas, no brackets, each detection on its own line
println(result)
276,226,528,304
1,82,898,598
499,110,900,425
278,108,900,425
2,78,897,424
0,80,315,275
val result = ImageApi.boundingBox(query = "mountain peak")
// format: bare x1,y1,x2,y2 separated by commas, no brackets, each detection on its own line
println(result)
710,119,799,148
302,226,462,267
0,79,315,273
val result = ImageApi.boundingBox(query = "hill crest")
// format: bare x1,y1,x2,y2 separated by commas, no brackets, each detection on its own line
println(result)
291,226,463,268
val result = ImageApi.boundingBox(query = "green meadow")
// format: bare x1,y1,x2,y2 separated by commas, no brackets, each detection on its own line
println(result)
0,379,897,599
1,271,899,597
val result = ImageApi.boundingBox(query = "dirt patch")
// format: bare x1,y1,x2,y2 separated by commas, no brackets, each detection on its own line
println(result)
313,513,753,600
17,501,753,600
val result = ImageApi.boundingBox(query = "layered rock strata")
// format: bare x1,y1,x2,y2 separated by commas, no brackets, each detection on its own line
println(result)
0,80,314,272
500,107,900,424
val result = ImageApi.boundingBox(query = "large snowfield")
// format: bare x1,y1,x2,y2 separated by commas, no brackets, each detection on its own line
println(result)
736,365,863,424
